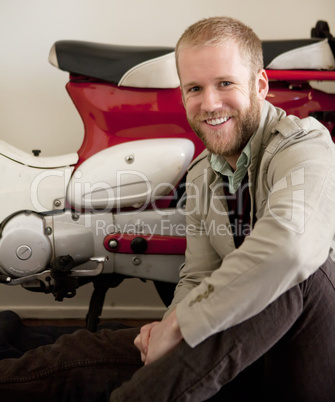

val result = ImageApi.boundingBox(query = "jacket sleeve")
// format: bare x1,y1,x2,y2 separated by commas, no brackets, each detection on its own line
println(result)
163,167,229,318
175,118,335,348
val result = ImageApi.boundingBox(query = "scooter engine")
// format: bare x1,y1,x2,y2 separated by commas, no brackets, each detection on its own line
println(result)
0,211,52,278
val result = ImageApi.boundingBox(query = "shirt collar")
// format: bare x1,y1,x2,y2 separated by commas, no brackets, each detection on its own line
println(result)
210,135,253,194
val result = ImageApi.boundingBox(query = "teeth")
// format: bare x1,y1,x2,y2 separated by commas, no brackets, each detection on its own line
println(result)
206,117,229,126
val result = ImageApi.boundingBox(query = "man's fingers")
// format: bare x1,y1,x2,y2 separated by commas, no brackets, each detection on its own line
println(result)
134,334,142,351
134,321,161,363
139,325,150,353
134,322,157,353
140,352,146,363
134,334,147,363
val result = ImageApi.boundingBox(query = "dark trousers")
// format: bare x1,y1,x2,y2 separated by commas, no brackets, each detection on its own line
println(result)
0,257,334,402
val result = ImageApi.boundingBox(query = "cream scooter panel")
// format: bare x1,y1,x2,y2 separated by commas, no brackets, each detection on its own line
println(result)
67,138,195,210
0,141,78,222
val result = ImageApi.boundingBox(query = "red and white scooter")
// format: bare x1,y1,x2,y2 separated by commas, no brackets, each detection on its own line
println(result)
0,20,334,329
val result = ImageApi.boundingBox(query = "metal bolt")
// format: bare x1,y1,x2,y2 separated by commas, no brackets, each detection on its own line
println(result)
54,199,62,207
16,245,32,260
72,213,80,221
108,239,119,249
132,256,142,266
45,227,53,235
125,154,134,164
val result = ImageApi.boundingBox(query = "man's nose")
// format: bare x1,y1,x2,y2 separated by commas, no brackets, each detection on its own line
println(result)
201,88,222,112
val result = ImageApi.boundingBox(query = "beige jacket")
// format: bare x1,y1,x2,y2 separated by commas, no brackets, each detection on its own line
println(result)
167,101,335,348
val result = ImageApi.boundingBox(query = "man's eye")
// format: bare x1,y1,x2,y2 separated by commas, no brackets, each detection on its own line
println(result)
220,81,232,87
189,86,201,92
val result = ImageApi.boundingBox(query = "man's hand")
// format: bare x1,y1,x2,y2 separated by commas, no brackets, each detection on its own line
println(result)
134,308,183,365
134,321,160,363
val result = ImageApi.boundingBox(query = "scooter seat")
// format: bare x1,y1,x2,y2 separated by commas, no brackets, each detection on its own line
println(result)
49,41,175,85
262,38,335,70
49,37,335,89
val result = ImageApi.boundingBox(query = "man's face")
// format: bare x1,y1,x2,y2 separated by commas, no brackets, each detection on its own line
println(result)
178,41,268,163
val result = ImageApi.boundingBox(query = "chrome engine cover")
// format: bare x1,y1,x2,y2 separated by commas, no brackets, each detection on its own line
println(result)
0,212,52,277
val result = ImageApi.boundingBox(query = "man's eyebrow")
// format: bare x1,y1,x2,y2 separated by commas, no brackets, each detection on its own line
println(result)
215,75,237,82
182,81,199,89
182,76,237,89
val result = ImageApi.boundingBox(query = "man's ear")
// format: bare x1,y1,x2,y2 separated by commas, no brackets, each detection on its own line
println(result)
256,69,269,101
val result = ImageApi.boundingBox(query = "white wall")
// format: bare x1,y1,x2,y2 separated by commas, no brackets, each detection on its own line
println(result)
0,0,334,319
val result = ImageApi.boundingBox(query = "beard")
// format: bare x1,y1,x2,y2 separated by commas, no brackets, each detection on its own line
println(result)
187,89,261,158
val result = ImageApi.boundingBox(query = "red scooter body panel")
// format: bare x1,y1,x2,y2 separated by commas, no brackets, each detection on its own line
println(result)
67,79,205,166
67,73,335,170
63,73,335,274
265,81,335,136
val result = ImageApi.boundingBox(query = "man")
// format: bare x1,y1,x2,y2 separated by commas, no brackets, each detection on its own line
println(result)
0,16,335,401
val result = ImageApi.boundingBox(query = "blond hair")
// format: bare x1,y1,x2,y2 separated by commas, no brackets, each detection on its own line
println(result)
176,16,263,78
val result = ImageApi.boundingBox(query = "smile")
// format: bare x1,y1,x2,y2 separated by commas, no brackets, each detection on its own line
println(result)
206,117,230,126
